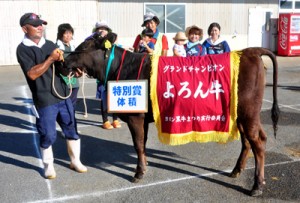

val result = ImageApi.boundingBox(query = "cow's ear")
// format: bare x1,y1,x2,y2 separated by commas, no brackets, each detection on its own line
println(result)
98,32,118,50
102,32,118,50
106,32,118,44
94,32,118,50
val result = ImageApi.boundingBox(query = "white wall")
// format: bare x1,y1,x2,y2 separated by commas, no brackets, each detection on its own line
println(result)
0,0,278,66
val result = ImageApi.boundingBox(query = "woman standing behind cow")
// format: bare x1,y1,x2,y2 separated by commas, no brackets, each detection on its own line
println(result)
185,25,206,57
93,20,122,130
56,23,79,107
203,22,231,54
133,12,168,56
56,23,80,132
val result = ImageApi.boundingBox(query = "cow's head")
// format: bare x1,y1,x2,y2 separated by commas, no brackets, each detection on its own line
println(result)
62,32,118,80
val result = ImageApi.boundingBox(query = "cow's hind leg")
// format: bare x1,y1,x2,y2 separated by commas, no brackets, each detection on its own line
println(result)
230,120,251,178
127,116,147,183
248,124,267,197
233,120,267,196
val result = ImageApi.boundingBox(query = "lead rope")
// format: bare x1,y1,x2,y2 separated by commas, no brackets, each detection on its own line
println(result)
52,64,73,99
81,72,88,118
52,64,89,119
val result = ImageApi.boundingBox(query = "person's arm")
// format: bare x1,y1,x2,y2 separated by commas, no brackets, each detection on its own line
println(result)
145,41,154,54
133,35,141,52
161,35,169,56
145,45,153,54
161,50,168,56
27,48,64,80
173,45,181,57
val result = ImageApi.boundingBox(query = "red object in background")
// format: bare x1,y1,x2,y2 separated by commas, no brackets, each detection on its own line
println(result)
278,13,300,56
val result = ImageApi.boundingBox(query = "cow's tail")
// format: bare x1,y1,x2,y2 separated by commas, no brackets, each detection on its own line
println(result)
260,48,280,138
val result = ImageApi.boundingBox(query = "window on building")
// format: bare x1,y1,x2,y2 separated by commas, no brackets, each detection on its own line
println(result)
295,1,300,8
279,0,300,12
280,0,293,9
145,3,185,33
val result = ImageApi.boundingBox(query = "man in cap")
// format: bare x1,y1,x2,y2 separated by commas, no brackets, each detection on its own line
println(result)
133,12,168,56
16,13,87,179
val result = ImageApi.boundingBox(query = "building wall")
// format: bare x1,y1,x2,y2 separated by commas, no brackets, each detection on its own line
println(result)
0,0,278,66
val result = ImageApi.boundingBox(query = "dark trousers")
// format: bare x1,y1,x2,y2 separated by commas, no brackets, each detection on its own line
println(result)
101,99,118,123
36,99,79,148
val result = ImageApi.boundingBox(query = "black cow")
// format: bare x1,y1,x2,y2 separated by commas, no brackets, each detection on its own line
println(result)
63,32,279,196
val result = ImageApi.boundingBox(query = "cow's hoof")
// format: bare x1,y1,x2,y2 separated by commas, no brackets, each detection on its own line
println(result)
250,182,264,197
229,168,241,178
131,177,140,183
131,172,145,183
250,188,263,197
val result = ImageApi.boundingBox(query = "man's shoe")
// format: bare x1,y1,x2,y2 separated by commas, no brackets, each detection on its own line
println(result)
102,121,113,130
112,120,121,128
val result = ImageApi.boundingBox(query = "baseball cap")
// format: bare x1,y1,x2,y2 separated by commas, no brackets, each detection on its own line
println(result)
20,13,47,27
141,12,160,27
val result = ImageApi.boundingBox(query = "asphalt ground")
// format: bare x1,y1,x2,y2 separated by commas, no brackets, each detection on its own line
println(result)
0,55,300,203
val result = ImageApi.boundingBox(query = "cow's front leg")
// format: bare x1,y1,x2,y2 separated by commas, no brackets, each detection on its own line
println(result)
127,115,147,183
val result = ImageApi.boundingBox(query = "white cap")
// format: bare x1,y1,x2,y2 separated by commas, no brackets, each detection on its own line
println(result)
141,12,160,27
95,20,111,31
144,12,155,22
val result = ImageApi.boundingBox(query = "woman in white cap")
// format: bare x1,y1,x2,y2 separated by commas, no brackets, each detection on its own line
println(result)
133,12,168,56
93,20,122,130
172,31,187,57
202,22,231,55
93,20,112,37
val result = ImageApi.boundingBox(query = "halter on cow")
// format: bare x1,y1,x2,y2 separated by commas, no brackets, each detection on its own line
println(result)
63,32,279,197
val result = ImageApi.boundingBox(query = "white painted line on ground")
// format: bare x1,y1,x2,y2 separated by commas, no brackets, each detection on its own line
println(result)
278,104,300,111
263,99,300,111
21,86,54,200
27,159,300,203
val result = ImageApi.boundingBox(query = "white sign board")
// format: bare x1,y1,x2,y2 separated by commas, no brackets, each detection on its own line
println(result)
107,80,148,113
